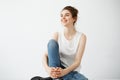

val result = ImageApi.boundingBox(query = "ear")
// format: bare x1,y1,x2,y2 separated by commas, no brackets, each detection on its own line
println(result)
73,17,77,23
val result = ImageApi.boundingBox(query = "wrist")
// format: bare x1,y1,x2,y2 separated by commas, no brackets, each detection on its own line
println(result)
63,68,69,76
64,68,72,75
46,66,51,74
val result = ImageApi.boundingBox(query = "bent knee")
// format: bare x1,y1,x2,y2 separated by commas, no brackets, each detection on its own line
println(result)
47,39,59,49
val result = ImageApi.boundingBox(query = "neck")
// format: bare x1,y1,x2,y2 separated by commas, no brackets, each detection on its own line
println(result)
64,25,76,38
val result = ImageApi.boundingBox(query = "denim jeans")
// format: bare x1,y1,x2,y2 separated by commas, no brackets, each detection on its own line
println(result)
47,39,88,80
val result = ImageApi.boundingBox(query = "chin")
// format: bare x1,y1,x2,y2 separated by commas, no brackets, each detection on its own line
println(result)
62,24,67,27
62,23,68,26
63,25,68,28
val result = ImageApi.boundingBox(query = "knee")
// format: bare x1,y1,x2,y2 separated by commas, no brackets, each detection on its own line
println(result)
47,39,59,49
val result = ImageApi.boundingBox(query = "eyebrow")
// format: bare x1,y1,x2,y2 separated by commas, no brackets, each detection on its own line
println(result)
61,12,70,15
65,13,70,15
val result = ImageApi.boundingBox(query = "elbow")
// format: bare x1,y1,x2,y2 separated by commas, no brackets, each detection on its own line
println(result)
74,60,81,68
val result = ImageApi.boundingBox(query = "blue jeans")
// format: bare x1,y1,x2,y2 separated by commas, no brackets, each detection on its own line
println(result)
47,39,88,80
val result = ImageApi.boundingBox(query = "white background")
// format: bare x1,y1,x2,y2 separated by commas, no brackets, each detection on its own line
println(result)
0,0,120,80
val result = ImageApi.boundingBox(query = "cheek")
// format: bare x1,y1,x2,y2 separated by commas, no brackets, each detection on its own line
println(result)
60,18,63,22
60,19,63,22
60,18,62,21
68,18,74,22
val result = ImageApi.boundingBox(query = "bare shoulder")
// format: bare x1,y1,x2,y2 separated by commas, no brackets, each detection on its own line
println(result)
51,32,59,41
81,33,87,41
77,33,87,52
79,33,87,44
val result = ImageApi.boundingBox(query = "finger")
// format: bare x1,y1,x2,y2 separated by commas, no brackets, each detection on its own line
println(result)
55,74,61,78
51,73,57,78
51,68,56,72
56,72,61,75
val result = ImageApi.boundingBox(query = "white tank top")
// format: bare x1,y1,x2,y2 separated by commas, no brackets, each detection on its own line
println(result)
58,31,82,72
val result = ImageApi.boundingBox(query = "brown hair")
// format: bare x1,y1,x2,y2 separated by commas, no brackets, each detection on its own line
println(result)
62,6,78,25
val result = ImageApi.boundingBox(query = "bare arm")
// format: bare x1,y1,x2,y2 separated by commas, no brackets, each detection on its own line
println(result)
57,33,87,77
42,51,50,73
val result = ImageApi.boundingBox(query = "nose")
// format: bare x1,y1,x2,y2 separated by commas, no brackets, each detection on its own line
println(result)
61,16,65,20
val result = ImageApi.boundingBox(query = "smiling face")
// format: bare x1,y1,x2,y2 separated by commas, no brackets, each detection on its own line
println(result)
60,10,76,27
60,6,78,27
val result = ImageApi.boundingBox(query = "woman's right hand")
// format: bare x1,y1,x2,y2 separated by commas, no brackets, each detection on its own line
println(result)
47,67,61,78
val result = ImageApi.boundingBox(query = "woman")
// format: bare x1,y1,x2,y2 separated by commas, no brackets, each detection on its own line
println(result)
31,6,88,80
